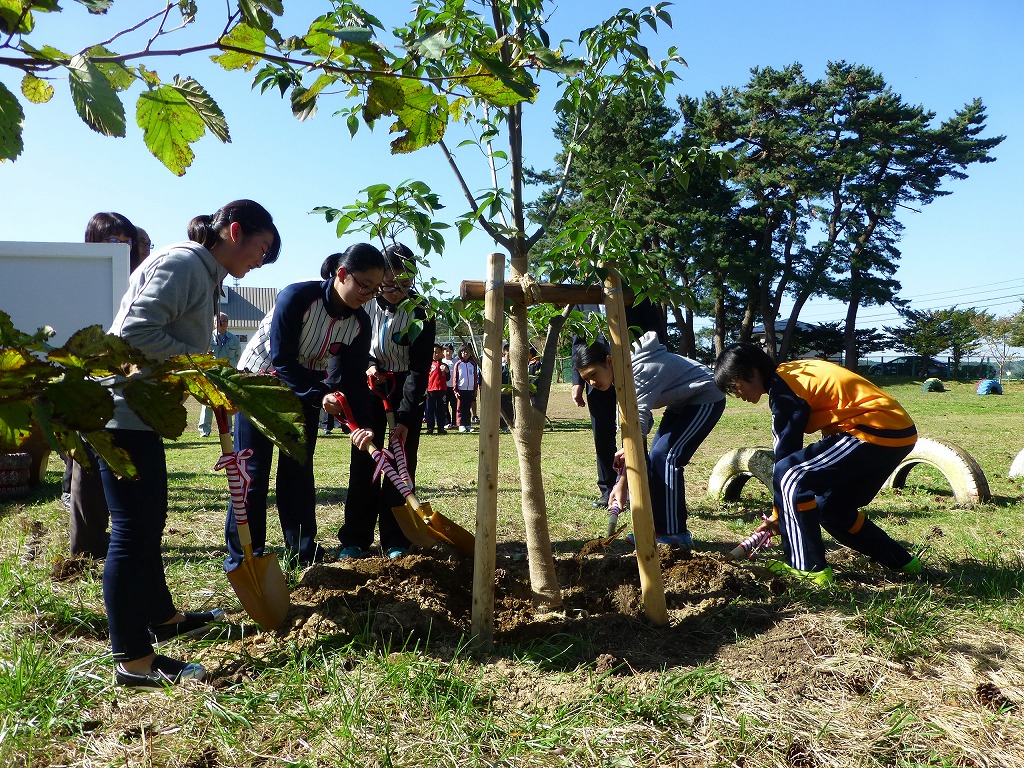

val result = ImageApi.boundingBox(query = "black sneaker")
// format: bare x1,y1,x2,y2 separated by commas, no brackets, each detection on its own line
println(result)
592,491,611,509
149,609,225,645
115,654,206,687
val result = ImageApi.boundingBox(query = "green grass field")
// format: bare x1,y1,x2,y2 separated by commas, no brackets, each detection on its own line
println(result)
2,379,1022,767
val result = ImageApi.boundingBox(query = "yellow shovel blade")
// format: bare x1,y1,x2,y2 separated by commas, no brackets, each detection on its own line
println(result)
391,500,475,556
392,501,444,548
424,505,475,557
226,551,290,631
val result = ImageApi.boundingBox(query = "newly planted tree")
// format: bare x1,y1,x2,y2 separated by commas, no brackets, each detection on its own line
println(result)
2,0,685,609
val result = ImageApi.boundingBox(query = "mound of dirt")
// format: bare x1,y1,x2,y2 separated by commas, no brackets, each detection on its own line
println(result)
219,544,779,673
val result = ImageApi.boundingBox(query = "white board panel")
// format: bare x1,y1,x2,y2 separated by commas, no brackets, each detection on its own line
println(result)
0,241,129,345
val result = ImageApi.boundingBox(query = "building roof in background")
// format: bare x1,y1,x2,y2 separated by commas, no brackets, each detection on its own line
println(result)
751,320,817,334
223,286,276,329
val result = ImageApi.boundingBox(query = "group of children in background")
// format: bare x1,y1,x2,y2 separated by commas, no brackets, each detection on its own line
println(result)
65,205,924,689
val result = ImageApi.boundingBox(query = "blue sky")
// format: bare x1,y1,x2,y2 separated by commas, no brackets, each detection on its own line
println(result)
2,0,1021,330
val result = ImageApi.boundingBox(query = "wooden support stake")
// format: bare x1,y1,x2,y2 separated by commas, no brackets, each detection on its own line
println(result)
603,265,669,626
471,253,505,645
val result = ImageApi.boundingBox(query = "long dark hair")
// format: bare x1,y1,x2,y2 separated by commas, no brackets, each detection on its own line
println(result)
320,243,385,280
86,212,142,272
188,199,281,264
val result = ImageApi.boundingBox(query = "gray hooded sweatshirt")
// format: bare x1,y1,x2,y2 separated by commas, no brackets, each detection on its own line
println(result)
107,241,227,430
632,331,725,436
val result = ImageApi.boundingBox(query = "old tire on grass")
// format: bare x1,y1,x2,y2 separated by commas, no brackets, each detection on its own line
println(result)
884,437,990,507
0,452,32,500
707,447,774,502
708,438,990,509
1009,448,1024,480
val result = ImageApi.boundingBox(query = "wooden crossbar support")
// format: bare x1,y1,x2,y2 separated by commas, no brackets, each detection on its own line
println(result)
460,280,634,307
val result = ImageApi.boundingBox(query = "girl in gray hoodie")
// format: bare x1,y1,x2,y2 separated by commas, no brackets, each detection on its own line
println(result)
99,200,280,688
574,331,725,549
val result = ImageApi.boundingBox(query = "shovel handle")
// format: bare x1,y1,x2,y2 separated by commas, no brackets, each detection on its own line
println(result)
215,406,234,455
368,371,398,431
333,391,415,503
333,391,360,431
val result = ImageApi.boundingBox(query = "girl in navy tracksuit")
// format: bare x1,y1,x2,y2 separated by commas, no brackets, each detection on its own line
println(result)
225,243,385,569
574,332,726,549
713,342,922,581
334,243,435,559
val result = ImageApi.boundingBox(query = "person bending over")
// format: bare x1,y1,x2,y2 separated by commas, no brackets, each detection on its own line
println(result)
713,343,923,585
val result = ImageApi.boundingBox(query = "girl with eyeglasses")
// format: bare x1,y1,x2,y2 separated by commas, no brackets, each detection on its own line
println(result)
98,200,280,687
227,243,385,572
331,243,435,559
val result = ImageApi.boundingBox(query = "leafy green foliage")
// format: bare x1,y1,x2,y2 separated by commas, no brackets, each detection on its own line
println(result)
212,23,266,71
0,311,305,477
66,54,125,137
136,84,211,176
315,180,448,259
202,367,306,463
0,81,25,161
19,73,53,104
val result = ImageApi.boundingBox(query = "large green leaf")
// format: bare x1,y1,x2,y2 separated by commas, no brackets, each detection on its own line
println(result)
204,369,306,464
44,373,114,432
67,54,126,137
0,400,33,452
411,27,451,60
0,0,33,35
325,27,373,43
457,64,534,108
391,81,447,153
81,428,136,479
86,45,134,91
21,73,54,104
172,76,230,143
121,376,189,438
0,350,54,399
0,81,25,161
213,23,265,72
137,85,206,176
172,359,235,410
468,52,537,102
364,76,404,123
47,325,152,375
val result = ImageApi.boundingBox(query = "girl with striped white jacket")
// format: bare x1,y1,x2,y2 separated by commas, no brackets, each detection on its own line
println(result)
225,243,384,570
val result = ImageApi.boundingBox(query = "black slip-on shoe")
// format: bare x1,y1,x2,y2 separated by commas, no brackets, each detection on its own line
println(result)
115,654,206,688
149,608,225,645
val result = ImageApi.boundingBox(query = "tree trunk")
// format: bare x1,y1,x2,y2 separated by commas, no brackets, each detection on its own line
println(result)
508,265,562,609
843,270,862,371
671,304,696,357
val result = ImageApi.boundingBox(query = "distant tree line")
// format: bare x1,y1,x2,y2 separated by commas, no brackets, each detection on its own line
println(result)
530,61,1004,369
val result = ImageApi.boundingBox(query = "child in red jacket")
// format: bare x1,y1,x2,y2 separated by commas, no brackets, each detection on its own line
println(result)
426,343,450,434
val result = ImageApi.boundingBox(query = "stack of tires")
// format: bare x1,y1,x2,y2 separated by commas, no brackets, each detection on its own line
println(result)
0,452,32,500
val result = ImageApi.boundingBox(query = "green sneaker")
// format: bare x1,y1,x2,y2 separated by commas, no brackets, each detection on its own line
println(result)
766,559,834,587
901,555,923,576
